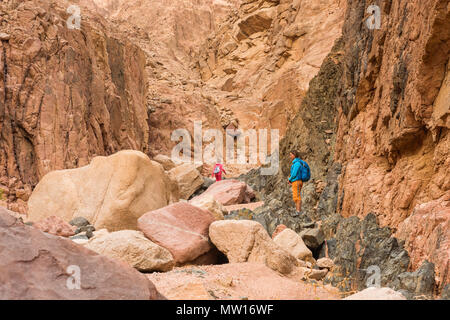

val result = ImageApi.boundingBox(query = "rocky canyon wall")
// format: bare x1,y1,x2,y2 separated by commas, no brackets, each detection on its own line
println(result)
335,0,449,289
196,0,346,136
241,0,449,295
0,0,149,212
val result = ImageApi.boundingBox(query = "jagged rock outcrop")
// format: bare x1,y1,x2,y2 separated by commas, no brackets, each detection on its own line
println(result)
333,0,449,293
88,0,238,157
240,0,449,297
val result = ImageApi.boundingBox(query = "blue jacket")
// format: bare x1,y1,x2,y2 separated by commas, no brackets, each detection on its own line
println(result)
289,158,302,182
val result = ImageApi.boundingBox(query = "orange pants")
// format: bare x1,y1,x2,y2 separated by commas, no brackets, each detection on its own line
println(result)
292,180,303,202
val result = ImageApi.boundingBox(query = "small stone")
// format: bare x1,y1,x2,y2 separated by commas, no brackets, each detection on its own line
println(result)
301,222,316,229
70,234,89,241
69,216,90,228
301,228,325,250
34,215,76,237
316,257,334,270
307,269,328,280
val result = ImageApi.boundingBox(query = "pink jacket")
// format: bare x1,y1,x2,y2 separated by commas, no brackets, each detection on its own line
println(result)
212,164,226,179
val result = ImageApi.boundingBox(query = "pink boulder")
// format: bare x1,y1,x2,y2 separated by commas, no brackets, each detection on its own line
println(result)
0,207,163,300
33,215,76,237
137,202,216,264
192,179,255,206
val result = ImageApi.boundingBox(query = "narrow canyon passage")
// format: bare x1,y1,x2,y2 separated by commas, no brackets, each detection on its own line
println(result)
0,0,448,301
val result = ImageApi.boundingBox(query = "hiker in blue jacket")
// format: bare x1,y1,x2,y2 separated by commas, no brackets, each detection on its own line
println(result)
288,150,303,217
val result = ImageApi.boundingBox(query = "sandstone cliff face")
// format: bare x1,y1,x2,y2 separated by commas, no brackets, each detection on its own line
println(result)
335,0,449,231
89,0,240,156
0,0,149,213
196,0,346,135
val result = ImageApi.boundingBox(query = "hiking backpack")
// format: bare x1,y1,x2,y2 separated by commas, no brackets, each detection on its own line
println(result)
213,165,221,174
299,160,311,182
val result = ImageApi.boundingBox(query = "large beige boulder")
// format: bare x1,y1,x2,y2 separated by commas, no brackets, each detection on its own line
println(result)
85,230,175,272
168,163,204,199
209,220,297,275
28,150,179,231
190,195,226,220
273,228,313,262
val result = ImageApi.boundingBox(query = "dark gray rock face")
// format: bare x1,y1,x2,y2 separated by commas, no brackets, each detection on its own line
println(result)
69,217,91,228
440,284,450,300
324,213,410,292
225,208,269,233
318,238,337,260
392,261,436,300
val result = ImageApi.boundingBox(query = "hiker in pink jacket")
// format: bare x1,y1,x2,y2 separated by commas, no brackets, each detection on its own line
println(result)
212,163,227,181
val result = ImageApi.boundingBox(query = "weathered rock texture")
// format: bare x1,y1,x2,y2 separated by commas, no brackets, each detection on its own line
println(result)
87,0,237,158
209,220,298,275
33,215,76,237
168,163,204,199
28,150,179,231
273,228,313,262
137,202,216,265
84,230,175,272
197,0,345,137
189,195,227,221
397,196,450,288
0,207,163,300
147,262,341,300
334,0,449,293
192,179,255,205
0,0,150,213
